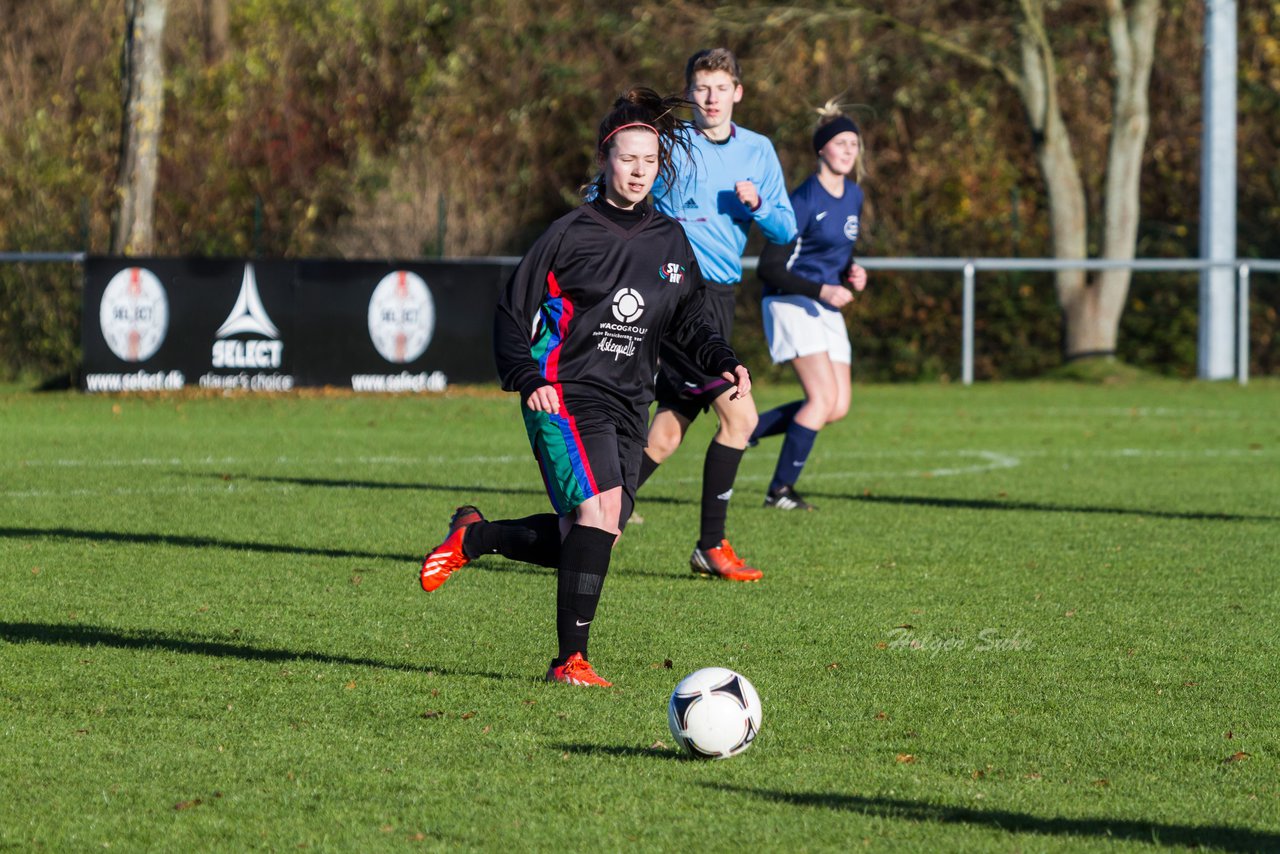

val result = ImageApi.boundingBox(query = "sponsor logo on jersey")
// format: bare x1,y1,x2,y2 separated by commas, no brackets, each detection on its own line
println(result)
212,263,283,369
844,214,860,242
815,211,828,222
99,266,168,362
659,262,686,285
611,288,645,324
368,270,435,364
683,197,698,209
598,289,647,360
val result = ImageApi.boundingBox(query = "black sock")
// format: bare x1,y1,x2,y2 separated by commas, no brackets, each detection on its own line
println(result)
698,441,744,550
463,514,561,568
619,490,635,532
636,452,661,490
554,524,615,665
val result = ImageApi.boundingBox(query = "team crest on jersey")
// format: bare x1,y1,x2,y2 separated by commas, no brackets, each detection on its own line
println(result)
659,262,686,284
844,215,860,242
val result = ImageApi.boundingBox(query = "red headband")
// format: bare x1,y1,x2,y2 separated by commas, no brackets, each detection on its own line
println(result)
601,122,659,149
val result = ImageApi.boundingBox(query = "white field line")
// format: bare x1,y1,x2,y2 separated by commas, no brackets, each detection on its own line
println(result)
3,446,1268,471
2,446,1271,500
0,483,299,500
2,454,525,469
1039,406,1250,420
856,406,1253,420
713,450,1022,484
817,447,1271,460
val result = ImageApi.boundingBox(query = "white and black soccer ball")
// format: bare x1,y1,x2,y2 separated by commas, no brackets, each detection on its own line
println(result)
667,667,761,759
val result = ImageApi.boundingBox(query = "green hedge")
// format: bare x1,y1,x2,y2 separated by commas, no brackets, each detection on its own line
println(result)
0,263,82,384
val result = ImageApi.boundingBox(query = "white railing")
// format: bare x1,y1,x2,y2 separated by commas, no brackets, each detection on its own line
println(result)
744,257,1276,387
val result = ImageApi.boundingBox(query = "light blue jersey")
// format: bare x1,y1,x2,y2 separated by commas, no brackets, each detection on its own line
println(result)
653,124,796,286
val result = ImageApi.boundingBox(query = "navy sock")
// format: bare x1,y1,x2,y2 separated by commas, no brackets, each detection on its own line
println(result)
770,423,819,493
750,400,802,444
698,441,744,551
464,514,561,568
554,524,615,665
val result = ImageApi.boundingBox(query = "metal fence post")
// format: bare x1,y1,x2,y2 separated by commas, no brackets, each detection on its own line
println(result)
962,262,975,386
1237,263,1250,386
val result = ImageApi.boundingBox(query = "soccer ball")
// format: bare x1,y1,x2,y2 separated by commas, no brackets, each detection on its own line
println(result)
667,667,762,759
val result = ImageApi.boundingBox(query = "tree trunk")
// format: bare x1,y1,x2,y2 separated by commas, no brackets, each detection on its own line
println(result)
113,0,168,256
1082,0,1161,357
1014,0,1160,359
1015,0,1096,355
202,0,229,64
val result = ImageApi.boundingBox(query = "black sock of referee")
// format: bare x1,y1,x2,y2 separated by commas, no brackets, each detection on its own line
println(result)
463,514,561,568
635,452,661,490
554,524,615,666
698,440,744,551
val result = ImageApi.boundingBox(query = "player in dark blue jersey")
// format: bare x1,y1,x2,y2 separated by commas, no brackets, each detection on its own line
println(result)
751,101,870,511
637,48,797,582
418,88,751,688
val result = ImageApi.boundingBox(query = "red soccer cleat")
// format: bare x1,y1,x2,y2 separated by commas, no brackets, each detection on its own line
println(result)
545,652,613,687
689,539,763,582
419,505,484,592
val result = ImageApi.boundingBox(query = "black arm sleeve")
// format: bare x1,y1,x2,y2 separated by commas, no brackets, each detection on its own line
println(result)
493,224,566,402
668,259,742,378
758,238,823,300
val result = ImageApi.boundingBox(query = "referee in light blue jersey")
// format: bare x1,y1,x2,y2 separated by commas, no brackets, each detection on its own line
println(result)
635,47,797,583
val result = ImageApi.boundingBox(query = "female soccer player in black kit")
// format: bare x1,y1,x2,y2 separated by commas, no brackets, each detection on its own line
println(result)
418,88,752,687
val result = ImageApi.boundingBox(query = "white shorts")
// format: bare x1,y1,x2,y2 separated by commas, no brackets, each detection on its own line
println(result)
762,295,852,365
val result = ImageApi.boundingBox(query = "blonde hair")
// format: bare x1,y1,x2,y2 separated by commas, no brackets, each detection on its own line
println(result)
814,97,866,185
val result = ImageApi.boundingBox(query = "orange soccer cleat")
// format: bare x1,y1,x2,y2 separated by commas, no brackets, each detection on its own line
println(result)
689,539,763,582
419,505,484,592
545,652,613,687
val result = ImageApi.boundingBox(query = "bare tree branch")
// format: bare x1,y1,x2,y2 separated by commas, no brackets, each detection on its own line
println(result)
705,3,1025,91
876,12,1024,92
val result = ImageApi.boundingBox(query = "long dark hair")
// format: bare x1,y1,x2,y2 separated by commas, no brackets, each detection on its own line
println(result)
585,87,695,198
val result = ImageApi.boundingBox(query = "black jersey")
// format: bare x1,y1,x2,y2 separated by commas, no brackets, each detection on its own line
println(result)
494,198,741,440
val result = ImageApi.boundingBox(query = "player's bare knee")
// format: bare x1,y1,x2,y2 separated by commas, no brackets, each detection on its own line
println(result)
575,492,622,536
645,429,681,461
718,405,758,445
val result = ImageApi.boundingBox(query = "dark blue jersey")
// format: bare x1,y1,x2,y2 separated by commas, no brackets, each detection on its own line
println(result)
759,174,863,310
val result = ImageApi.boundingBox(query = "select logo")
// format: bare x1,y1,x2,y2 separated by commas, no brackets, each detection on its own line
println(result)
212,263,283,369
368,270,435,364
99,266,168,362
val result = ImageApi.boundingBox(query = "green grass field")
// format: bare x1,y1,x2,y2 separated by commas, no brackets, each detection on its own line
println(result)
2,379,1278,852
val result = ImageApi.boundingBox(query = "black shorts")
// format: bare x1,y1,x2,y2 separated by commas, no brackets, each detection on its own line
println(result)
654,282,737,422
522,404,642,523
